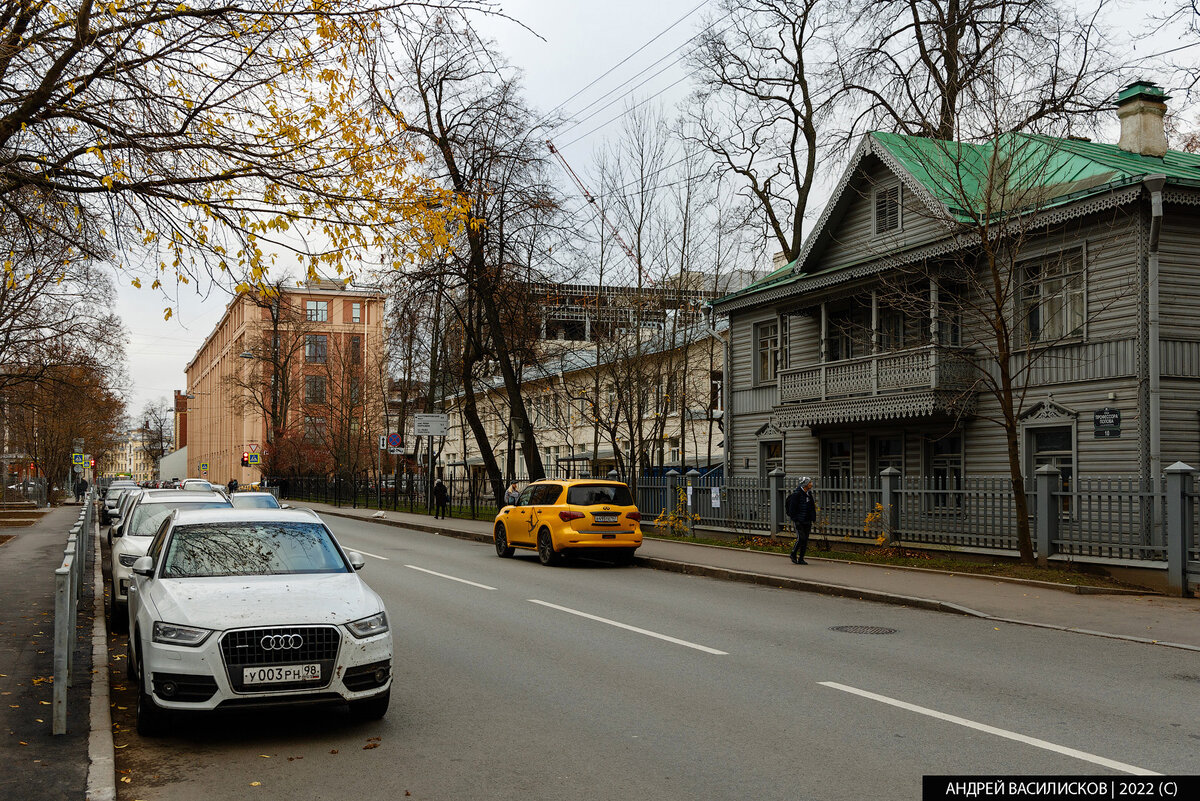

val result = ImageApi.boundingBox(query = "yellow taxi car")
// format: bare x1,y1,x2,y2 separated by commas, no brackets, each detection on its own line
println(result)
493,479,642,565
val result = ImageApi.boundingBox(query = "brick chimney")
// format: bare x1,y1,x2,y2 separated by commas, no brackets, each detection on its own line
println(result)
1116,80,1170,158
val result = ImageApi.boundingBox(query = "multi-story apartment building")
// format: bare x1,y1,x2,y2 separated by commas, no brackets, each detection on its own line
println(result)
715,81,1200,488
101,428,156,482
184,279,386,484
441,323,727,481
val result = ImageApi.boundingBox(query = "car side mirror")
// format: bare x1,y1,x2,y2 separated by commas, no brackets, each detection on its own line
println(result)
132,556,154,577
280,503,291,509
110,518,123,536
346,551,366,571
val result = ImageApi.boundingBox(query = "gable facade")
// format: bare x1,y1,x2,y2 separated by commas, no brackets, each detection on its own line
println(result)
717,133,1200,487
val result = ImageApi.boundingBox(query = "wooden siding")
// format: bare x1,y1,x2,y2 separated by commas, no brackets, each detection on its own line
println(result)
1159,378,1200,468
1158,204,1200,341
1012,339,1137,385
819,159,951,273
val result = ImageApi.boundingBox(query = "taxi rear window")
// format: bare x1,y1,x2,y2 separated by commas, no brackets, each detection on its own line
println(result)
567,484,633,507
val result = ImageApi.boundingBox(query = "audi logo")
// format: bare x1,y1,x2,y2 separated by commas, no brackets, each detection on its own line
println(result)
260,634,304,651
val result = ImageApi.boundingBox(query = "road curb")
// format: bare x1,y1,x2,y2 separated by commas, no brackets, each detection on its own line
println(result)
85,523,115,801
312,506,1200,652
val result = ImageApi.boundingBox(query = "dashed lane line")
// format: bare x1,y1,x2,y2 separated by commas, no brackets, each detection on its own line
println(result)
818,681,1158,776
528,599,728,655
405,564,497,590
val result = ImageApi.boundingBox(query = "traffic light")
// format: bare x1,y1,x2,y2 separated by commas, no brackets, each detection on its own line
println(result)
89,458,95,468
241,452,249,467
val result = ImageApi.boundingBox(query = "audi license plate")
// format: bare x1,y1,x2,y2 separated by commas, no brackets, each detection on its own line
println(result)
593,513,618,524
244,664,322,685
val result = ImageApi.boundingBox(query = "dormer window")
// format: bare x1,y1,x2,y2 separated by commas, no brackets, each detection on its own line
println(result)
874,183,902,234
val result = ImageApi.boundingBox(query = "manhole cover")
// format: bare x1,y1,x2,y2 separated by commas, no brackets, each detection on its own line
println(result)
829,625,897,635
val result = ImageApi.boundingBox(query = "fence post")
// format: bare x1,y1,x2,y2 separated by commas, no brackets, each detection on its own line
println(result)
1035,464,1061,565
1164,461,1194,597
665,470,681,531
686,469,701,538
769,468,785,538
52,560,71,735
880,467,900,544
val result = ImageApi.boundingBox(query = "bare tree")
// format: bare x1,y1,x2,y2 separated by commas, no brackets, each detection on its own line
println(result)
832,0,1117,142
868,129,1137,564
383,15,570,501
683,0,830,262
138,397,175,474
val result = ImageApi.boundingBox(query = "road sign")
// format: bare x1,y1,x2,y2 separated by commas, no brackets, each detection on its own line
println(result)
73,465,83,474
247,453,261,465
387,432,402,448
72,453,84,465
388,447,402,455
249,443,260,453
414,413,449,437
199,462,209,473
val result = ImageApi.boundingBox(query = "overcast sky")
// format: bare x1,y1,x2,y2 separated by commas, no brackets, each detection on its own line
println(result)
115,0,1191,417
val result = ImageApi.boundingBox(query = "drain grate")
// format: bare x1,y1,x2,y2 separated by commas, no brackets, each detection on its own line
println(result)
829,625,897,635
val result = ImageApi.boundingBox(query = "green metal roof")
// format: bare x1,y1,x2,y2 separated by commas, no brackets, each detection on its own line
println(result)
872,130,1200,223
714,130,1200,309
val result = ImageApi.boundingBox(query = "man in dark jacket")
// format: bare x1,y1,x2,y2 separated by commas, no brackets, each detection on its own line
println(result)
432,479,449,519
787,477,816,565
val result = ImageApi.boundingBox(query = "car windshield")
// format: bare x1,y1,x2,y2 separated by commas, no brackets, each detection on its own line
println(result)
161,522,349,578
129,501,231,536
566,484,634,507
230,494,280,509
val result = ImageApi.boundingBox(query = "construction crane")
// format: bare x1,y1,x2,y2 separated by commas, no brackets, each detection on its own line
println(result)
546,139,642,280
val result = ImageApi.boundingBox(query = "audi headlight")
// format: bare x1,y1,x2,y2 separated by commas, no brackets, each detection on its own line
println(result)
152,621,212,647
118,553,139,567
347,611,389,639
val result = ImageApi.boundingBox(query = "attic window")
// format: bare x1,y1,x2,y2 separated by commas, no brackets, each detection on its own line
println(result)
874,184,902,234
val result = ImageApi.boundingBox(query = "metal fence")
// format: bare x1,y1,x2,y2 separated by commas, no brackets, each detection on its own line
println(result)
3,477,48,508
53,491,93,734
1052,477,1163,561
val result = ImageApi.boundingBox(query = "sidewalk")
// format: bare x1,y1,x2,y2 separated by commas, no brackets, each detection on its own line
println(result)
0,505,95,801
304,501,1200,651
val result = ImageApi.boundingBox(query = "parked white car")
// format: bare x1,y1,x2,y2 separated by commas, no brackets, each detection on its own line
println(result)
109,490,231,631
126,508,392,735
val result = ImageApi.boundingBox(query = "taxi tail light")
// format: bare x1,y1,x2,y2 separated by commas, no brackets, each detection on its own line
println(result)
558,510,585,522
626,511,641,522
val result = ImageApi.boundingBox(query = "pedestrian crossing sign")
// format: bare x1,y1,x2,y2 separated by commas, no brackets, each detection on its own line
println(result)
247,454,261,465
72,453,84,465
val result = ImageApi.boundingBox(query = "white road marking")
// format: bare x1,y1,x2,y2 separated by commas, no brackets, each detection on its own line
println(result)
818,681,1159,776
529,599,728,655
405,564,497,591
344,547,389,561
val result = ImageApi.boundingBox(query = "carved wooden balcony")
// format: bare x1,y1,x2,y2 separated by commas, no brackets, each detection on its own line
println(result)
776,345,977,427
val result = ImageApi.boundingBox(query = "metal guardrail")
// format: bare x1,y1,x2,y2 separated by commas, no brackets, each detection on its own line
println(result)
53,491,93,735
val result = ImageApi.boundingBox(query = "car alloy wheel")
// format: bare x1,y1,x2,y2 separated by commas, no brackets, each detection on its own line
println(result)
494,524,514,558
537,528,561,566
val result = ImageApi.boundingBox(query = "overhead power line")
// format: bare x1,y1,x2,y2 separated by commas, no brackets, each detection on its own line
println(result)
540,0,712,125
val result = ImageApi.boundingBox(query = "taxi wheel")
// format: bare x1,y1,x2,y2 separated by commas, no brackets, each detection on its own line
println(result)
612,548,637,565
537,528,561,566
494,524,515,558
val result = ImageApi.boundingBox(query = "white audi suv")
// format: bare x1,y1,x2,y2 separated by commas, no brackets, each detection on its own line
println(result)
126,507,392,735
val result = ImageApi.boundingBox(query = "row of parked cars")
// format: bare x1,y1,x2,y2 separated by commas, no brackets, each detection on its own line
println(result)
97,480,393,735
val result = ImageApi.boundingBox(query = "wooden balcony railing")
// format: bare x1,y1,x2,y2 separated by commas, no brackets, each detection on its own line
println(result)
779,345,976,403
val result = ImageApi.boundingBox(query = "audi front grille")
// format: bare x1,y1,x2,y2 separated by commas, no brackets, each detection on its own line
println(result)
219,626,341,693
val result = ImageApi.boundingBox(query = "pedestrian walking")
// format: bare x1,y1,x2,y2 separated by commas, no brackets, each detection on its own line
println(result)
785,477,816,565
433,479,448,519
227,477,239,494
503,482,520,507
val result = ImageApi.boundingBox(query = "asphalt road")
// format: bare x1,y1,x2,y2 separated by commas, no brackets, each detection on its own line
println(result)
109,513,1200,801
